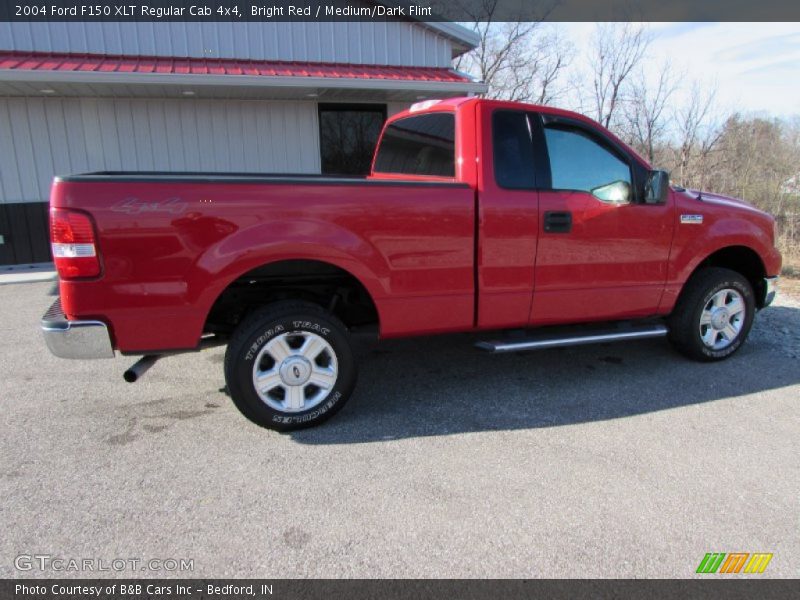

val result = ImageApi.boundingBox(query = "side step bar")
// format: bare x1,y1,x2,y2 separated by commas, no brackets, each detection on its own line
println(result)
476,323,668,353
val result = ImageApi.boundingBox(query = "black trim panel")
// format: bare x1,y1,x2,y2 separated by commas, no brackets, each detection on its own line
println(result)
41,297,67,329
491,109,537,191
0,202,50,266
528,113,552,190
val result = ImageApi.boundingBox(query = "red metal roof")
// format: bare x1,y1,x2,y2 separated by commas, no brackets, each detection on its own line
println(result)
0,50,472,83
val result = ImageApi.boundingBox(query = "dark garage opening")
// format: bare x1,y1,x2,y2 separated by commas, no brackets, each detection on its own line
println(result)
318,103,387,176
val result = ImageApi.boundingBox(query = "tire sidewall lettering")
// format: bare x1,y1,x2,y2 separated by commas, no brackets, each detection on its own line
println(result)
244,319,331,361
270,392,341,425
245,324,286,361
241,317,344,422
292,321,330,336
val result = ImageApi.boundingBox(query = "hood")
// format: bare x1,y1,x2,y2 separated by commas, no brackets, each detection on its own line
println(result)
684,189,764,215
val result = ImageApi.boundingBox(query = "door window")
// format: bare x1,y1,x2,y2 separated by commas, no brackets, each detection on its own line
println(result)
543,123,632,199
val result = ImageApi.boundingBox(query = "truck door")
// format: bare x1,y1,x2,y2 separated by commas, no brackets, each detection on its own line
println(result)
530,113,673,326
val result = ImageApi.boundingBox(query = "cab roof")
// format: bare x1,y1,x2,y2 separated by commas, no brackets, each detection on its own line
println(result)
402,97,601,126
392,97,649,169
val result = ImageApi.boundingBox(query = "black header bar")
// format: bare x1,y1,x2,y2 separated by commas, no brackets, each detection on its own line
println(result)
0,576,797,600
4,579,800,600
2,0,799,22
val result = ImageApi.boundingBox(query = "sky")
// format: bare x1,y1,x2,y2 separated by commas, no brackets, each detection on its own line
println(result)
560,22,800,118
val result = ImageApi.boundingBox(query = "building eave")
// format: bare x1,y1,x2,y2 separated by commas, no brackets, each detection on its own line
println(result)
0,68,487,94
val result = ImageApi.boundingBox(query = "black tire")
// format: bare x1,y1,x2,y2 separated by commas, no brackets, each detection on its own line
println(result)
224,301,357,431
668,267,755,362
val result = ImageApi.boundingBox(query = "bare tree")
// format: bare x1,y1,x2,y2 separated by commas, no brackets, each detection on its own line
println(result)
622,61,677,163
453,2,570,104
526,28,572,105
697,114,800,263
672,82,724,189
589,23,650,129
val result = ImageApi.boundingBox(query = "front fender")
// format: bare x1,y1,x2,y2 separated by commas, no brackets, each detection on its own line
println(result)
658,214,781,314
669,216,777,285
668,217,774,284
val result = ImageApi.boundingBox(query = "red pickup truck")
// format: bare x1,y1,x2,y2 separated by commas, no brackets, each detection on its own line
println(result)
41,97,781,430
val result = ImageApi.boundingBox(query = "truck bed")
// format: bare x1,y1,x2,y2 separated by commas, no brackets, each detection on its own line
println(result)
50,172,476,352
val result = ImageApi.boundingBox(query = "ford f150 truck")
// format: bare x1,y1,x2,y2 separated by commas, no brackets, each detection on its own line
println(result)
41,97,781,430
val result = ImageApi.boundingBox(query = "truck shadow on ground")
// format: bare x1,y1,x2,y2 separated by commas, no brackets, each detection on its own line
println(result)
289,306,800,444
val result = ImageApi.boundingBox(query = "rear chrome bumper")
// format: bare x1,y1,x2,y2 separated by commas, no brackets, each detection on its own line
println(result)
763,276,779,307
41,298,114,359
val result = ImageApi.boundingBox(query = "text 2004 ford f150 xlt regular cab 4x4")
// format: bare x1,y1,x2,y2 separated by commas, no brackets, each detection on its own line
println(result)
41,97,781,430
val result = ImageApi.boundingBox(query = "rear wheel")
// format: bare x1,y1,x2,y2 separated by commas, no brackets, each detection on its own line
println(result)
668,267,755,361
224,301,357,431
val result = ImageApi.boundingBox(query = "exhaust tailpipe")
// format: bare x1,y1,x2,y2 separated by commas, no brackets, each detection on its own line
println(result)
121,336,225,383
123,355,160,383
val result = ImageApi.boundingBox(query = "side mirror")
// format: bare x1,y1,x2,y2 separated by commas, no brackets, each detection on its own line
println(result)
591,180,632,204
644,170,670,204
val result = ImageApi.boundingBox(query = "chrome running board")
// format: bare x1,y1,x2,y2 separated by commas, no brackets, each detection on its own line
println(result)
476,323,668,353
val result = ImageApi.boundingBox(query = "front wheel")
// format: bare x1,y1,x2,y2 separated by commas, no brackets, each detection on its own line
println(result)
668,267,755,362
224,301,357,431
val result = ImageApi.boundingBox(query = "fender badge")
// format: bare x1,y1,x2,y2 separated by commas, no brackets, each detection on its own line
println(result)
681,214,703,224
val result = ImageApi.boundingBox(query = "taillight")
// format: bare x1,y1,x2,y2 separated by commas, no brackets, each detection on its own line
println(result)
50,209,101,279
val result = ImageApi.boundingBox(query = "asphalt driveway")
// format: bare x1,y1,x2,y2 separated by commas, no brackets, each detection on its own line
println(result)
1,279,798,578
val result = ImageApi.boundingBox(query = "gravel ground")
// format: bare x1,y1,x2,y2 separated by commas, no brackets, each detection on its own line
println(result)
0,281,797,578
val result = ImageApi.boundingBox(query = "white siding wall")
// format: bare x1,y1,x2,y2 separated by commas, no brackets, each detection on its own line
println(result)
0,21,453,67
0,97,320,203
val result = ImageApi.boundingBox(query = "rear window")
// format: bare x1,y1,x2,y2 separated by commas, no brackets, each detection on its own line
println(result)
373,113,455,177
